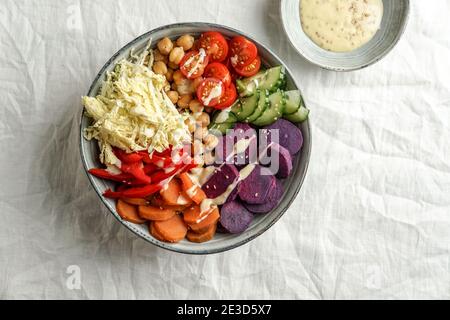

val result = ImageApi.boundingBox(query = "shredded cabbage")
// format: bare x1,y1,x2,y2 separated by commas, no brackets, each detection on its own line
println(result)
82,43,191,166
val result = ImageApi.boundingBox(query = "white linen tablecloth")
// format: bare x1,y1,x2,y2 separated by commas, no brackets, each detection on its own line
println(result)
1,0,449,299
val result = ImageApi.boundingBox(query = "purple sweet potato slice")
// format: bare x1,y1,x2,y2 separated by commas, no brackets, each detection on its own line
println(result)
262,119,304,155
244,179,284,214
215,124,258,165
259,143,293,179
238,165,276,205
220,201,254,234
202,164,239,199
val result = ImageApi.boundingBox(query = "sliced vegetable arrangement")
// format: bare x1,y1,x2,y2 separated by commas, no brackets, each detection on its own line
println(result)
82,31,309,244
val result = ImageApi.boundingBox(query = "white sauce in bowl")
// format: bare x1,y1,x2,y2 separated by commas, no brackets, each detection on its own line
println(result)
300,0,383,52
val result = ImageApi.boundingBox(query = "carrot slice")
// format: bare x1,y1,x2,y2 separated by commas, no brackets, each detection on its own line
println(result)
138,205,176,221
122,198,149,206
187,223,217,243
189,207,220,233
153,214,188,243
116,199,147,224
179,173,207,204
151,194,189,212
160,178,193,206
149,222,167,242
183,205,203,225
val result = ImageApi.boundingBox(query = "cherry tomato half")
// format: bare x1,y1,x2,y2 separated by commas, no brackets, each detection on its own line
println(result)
204,62,232,88
214,83,238,110
229,36,258,69
199,32,229,62
179,49,209,79
196,78,225,107
234,56,261,77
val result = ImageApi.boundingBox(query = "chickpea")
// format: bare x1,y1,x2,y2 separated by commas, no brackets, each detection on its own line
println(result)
153,49,168,64
165,68,174,82
192,77,204,91
197,112,210,127
171,82,178,91
173,70,186,85
194,127,208,140
204,134,219,150
204,152,216,165
177,79,195,95
185,117,196,133
194,155,205,167
167,91,179,104
157,37,173,55
153,61,168,75
193,140,205,156
177,94,193,109
168,61,179,70
169,47,185,65
189,99,204,113
177,34,195,51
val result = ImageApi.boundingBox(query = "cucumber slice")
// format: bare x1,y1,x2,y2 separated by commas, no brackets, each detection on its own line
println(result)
211,109,237,124
230,99,243,115
258,66,285,93
284,106,309,123
236,71,266,97
234,91,260,122
246,90,270,123
236,66,285,97
283,90,303,115
252,90,286,127
209,122,236,135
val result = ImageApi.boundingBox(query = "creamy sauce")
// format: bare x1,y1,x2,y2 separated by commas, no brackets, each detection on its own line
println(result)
234,138,253,155
215,108,232,123
186,185,199,199
176,194,191,205
300,0,383,52
165,166,176,174
203,84,223,106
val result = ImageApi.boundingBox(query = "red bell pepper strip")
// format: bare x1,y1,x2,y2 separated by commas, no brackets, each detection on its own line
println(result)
121,162,152,184
138,151,153,164
149,157,197,184
121,183,163,199
113,148,143,163
152,155,174,168
143,163,159,175
103,189,124,199
88,169,134,183
139,151,173,168
150,163,185,184
116,184,129,192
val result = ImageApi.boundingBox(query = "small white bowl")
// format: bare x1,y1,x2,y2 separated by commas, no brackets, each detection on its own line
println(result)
281,0,410,71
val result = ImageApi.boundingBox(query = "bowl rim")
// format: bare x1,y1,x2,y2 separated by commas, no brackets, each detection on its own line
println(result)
280,0,411,72
79,22,312,255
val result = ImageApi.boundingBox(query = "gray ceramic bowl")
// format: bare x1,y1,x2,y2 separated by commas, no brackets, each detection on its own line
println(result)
281,0,410,71
80,23,311,254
